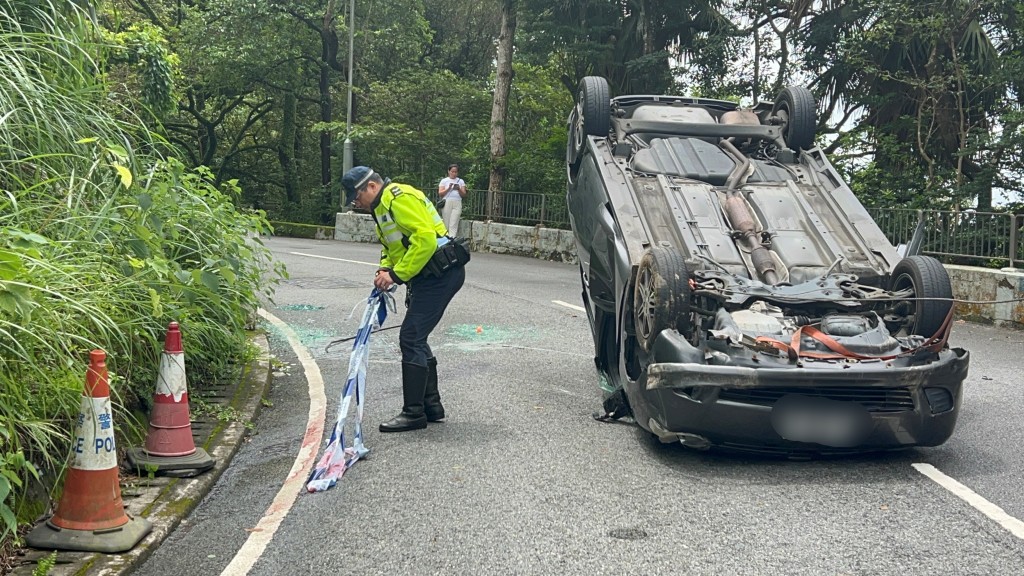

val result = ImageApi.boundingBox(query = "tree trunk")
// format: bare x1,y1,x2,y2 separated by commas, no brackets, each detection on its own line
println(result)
319,57,333,222
487,0,517,220
278,89,300,204
193,92,217,167
976,184,993,212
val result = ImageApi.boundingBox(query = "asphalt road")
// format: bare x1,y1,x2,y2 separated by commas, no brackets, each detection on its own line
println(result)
135,237,1024,576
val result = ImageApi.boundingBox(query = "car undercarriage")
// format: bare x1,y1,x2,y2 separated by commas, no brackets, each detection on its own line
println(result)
566,77,970,455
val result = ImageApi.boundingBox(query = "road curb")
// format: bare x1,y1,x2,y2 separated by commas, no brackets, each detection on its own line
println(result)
12,332,273,576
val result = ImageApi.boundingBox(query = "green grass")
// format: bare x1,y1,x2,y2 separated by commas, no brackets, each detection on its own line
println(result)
0,0,286,545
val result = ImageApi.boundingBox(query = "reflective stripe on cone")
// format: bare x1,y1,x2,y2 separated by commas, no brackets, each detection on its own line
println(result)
144,322,197,457
26,351,153,552
127,322,214,474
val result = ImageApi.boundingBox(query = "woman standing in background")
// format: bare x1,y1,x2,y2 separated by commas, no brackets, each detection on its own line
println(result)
437,163,467,235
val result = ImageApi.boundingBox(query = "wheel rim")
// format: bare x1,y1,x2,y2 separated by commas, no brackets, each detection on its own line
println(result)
573,100,585,151
777,106,791,138
891,271,918,330
635,265,656,342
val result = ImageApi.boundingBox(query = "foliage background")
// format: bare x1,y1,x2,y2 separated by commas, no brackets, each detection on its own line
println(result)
94,0,1024,224
1,0,284,546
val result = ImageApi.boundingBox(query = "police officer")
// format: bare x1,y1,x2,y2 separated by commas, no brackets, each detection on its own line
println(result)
342,166,466,432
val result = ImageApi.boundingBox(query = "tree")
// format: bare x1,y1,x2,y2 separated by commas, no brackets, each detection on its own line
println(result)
270,0,348,222
796,0,1018,209
518,0,733,97
422,0,502,79
477,62,573,222
108,0,303,205
357,69,490,187
487,0,517,218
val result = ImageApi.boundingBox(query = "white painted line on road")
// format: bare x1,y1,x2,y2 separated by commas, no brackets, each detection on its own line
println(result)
913,463,1024,541
220,309,328,576
553,300,585,312
289,251,377,267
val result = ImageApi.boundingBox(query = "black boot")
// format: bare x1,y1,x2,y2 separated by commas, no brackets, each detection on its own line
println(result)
424,357,445,422
379,362,428,433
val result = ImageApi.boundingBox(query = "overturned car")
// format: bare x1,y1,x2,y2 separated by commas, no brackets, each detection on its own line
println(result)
566,76,969,455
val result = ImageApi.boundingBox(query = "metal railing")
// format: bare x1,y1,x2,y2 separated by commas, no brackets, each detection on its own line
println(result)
454,194,1021,267
459,189,570,229
867,208,1023,268
453,193,1021,268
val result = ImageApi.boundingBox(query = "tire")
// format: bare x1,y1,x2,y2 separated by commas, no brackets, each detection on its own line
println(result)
633,246,691,352
889,255,953,338
772,86,816,150
578,76,610,137
568,77,610,172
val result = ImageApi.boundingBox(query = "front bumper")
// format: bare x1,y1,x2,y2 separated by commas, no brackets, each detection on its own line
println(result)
628,345,970,453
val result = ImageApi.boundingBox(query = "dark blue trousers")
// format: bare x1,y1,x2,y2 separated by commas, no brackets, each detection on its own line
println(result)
400,265,465,366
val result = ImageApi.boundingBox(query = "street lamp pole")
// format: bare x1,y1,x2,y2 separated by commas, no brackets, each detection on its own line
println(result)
342,0,355,180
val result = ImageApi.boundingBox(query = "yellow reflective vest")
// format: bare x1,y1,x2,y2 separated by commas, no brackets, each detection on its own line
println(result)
372,182,448,282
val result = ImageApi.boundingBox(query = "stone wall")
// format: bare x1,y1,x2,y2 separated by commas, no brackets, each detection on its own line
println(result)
947,265,1024,330
334,212,578,263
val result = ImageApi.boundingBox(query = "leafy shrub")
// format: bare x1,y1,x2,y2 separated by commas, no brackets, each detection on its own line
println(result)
0,0,286,546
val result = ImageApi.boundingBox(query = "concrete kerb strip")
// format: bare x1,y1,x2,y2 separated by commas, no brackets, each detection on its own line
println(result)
12,333,273,576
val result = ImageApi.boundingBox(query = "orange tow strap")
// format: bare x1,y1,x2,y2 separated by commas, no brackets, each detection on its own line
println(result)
754,305,955,362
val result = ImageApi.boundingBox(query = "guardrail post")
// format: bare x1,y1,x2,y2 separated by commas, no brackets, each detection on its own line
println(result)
1011,214,1020,268
915,209,925,253
540,195,547,227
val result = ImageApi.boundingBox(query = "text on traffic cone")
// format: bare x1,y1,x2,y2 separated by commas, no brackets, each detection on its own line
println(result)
51,350,130,531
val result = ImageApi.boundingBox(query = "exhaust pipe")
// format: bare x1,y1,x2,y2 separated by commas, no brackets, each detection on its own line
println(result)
720,139,779,285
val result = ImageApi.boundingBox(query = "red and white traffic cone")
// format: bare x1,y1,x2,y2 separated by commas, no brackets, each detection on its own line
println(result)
26,350,152,553
128,322,214,475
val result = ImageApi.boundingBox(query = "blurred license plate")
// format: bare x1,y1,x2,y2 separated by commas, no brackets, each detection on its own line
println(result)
770,394,872,448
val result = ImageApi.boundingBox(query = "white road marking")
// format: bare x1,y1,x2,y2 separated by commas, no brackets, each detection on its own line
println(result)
913,463,1024,541
553,300,585,312
220,310,327,576
289,251,377,267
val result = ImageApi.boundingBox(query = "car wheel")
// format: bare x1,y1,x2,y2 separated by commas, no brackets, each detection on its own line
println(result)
772,86,816,151
569,77,610,172
578,76,610,137
889,255,953,338
633,246,691,352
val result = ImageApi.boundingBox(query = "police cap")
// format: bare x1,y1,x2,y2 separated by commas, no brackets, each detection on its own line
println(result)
342,166,375,205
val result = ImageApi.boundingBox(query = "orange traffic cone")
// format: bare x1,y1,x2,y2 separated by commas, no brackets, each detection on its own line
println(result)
127,322,214,475
26,350,152,553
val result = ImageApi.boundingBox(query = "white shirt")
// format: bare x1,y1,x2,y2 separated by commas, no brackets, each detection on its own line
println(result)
439,177,465,200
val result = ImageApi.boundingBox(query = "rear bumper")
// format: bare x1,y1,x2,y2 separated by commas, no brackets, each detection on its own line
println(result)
629,347,970,453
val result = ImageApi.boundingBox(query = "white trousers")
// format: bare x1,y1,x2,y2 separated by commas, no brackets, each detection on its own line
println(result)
441,197,463,236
